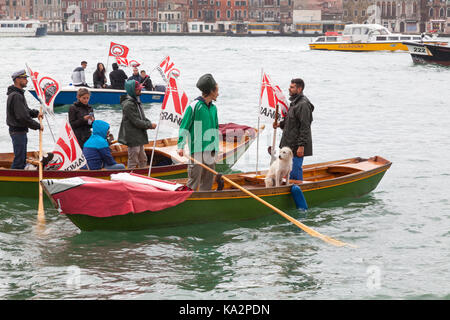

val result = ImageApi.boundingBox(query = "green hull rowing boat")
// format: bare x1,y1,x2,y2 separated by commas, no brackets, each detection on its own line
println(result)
43,156,391,231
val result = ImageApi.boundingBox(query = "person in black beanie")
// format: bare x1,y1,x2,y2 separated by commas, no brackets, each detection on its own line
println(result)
109,62,128,90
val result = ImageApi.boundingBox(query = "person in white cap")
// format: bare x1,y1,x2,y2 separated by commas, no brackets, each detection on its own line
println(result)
6,69,43,169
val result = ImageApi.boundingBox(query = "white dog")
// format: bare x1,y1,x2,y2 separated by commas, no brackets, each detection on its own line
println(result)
264,147,293,187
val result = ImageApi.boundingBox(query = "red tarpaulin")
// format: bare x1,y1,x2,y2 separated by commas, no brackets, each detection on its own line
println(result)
51,176,193,218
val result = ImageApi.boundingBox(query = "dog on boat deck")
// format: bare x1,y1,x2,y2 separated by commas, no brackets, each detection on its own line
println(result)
264,147,293,187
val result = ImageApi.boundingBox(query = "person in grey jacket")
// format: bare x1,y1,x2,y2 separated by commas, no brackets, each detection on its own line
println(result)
273,78,314,181
118,80,156,168
71,61,90,87
6,69,43,169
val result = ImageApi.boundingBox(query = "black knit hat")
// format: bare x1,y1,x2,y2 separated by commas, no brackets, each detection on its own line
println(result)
196,74,217,94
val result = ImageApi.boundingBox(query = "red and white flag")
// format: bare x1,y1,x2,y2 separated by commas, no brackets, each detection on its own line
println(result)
157,55,180,83
45,121,87,171
259,72,289,121
26,64,61,115
159,76,189,128
115,56,141,68
109,42,129,58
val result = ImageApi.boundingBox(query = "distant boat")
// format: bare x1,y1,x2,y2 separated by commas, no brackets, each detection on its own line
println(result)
0,20,47,37
403,41,450,67
309,24,447,51
28,86,165,106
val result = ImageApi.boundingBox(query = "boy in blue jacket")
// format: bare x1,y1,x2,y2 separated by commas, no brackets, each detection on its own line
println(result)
83,120,125,170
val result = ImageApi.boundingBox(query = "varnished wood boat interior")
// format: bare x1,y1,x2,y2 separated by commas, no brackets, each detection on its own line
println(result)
170,156,391,191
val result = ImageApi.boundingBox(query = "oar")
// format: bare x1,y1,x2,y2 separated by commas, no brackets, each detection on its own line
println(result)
37,106,45,223
186,154,355,248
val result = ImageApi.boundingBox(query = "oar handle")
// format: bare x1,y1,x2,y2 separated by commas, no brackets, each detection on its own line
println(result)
186,154,355,248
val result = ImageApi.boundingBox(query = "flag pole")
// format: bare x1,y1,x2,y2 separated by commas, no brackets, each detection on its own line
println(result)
255,68,263,175
270,103,279,165
37,102,45,224
147,114,162,177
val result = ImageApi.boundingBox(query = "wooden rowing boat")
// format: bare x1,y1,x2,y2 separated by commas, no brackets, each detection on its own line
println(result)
0,124,260,198
42,156,392,231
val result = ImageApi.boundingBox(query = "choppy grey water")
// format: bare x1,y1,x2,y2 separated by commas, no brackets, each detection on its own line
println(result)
0,35,449,300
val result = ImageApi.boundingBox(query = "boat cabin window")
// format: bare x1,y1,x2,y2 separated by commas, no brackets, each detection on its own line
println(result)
13,24,18,28
400,36,411,40
326,36,337,42
352,27,362,35
362,28,370,35
0,24,6,28
376,36,387,41
315,37,325,42
388,36,399,40
413,36,421,40
26,24,32,28
7,24,13,27
19,24,25,28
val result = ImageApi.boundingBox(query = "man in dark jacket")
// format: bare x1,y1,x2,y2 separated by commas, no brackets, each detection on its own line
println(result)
140,70,154,91
274,78,314,181
109,63,128,90
118,80,156,168
6,69,43,169
128,67,142,82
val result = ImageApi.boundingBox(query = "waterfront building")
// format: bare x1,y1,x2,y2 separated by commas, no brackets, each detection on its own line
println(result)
158,0,187,32
424,0,449,33
0,0,7,18
293,0,343,34
125,0,159,32
187,0,248,34
247,0,293,34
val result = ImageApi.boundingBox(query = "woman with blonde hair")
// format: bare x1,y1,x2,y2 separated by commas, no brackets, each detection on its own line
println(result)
68,88,94,148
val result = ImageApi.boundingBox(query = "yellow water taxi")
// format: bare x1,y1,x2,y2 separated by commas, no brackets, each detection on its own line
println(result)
309,24,447,52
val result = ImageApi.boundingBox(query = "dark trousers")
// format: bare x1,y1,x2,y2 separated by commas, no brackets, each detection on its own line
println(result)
10,132,28,169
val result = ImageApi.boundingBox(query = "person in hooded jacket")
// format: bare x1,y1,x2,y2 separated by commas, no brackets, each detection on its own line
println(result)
109,62,128,90
83,120,125,170
273,78,314,181
68,88,94,149
118,80,157,169
6,69,43,169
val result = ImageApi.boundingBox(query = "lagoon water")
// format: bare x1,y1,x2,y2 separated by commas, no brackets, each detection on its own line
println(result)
0,35,449,299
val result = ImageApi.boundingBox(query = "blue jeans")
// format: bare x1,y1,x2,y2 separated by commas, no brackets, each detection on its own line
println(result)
290,156,304,180
10,132,28,169
104,163,125,170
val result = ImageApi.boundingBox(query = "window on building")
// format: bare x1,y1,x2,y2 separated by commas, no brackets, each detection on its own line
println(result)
217,10,220,18
440,8,444,17
354,10,358,16
429,8,433,17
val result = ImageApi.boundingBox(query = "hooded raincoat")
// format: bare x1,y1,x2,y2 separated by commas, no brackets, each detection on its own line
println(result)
83,120,119,170
118,80,153,147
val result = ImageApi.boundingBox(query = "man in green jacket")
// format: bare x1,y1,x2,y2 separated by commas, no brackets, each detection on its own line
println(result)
177,74,219,191
118,80,157,168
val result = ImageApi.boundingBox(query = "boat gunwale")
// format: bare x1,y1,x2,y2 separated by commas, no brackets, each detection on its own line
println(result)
0,128,259,180
183,156,392,201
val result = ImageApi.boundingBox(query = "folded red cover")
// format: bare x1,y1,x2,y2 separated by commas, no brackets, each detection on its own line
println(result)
50,176,193,218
